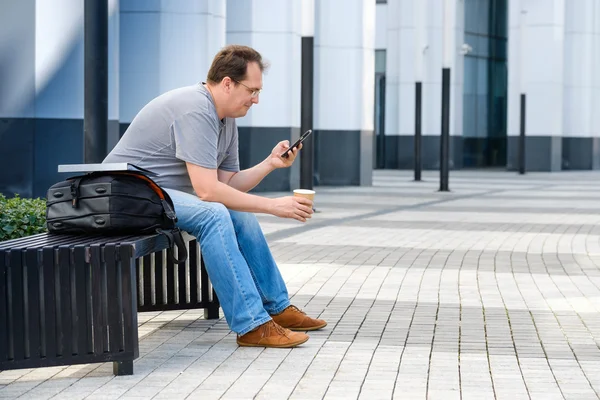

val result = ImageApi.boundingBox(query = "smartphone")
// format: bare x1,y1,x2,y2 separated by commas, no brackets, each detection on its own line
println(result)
281,129,313,158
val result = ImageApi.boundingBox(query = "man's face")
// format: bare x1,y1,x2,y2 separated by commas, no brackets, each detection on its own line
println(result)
228,61,262,118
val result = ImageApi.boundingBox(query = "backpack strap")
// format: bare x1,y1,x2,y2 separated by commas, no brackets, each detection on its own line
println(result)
156,228,188,264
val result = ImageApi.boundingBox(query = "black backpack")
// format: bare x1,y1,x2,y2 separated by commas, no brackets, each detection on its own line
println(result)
46,170,187,263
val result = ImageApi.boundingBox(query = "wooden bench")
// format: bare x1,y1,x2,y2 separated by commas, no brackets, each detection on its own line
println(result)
0,231,219,376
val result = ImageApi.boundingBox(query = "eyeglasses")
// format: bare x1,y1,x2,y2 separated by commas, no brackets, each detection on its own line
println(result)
234,80,262,98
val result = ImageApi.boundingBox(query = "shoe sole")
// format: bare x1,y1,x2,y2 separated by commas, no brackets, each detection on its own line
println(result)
237,335,309,348
287,322,328,332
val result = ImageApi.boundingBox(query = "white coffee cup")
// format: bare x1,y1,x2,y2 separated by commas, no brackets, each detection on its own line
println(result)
293,189,315,201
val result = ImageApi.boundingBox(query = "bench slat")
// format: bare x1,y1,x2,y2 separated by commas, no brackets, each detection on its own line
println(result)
119,245,139,359
57,246,73,358
8,250,25,361
177,245,187,305
166,249,175,305
189,240,199,305
141,255,152,307
42,247,57,359
0,251,7,361
155,250,164,306
105,244,123,353
73,246,90,356
26,249,41,360
90,245,104,356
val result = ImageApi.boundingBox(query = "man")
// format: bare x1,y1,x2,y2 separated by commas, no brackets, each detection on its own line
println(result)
104,45,326,348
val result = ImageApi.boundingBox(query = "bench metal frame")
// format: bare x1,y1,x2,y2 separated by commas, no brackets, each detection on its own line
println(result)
0,232,219,375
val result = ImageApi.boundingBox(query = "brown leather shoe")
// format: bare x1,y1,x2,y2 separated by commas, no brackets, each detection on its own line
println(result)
271,305,327,331
236,320,309,348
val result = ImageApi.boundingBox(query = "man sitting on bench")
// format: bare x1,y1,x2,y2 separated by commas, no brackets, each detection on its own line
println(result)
104,45,326,348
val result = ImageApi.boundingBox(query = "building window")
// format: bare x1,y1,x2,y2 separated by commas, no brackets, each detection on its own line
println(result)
462,0,507,167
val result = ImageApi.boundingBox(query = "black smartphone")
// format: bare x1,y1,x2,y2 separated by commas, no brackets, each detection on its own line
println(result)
281,129,313,158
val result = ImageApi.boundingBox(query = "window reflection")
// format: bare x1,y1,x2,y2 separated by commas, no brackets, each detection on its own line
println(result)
463,0,507,167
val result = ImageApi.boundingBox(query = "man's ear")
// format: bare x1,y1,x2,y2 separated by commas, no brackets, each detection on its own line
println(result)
222,77,232,93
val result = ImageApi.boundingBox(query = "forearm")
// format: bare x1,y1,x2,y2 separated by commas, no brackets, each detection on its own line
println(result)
227,158,274,192
206,181,275,214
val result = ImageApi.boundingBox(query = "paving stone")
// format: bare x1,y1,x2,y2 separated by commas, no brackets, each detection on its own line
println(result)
3,171,600,398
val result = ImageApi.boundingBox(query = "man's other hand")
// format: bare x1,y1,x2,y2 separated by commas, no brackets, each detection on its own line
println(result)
269,140,302,169
269,196,313,222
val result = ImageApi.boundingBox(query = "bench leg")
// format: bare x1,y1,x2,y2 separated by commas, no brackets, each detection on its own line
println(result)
204,306,219,319
204,291,220,320
113,360,134,376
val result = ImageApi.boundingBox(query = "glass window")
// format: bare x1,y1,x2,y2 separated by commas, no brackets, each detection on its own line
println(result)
465,33,479,56
478,0,490,35
465,0,478,33
463,57,477,94
462,0,507,166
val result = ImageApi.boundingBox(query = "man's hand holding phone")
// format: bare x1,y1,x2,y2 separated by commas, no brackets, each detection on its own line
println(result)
268,140,302,169
281,129,312,158
267,129,312,169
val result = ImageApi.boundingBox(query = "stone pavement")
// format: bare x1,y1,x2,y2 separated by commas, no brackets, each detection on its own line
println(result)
2,170,600,400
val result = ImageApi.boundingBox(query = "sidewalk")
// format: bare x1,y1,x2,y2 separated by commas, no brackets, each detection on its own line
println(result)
2,170,600,400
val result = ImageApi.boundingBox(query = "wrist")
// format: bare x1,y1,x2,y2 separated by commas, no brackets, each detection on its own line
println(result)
264,157,278,171
265,197,277,214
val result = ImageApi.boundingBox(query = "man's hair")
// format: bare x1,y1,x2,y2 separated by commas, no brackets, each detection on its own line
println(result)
206,45,269,84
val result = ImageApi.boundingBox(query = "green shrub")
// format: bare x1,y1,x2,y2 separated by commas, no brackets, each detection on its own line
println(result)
0,194,47,241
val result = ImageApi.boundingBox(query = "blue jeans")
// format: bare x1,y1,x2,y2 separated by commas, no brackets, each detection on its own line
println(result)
165,188,290,335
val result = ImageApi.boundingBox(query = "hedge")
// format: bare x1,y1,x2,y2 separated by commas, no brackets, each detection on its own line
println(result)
0,194,47,241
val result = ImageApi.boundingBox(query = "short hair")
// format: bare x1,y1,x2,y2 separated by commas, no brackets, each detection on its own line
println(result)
206,45,269,84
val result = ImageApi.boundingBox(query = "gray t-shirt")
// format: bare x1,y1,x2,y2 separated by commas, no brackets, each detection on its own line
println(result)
104,83,239,194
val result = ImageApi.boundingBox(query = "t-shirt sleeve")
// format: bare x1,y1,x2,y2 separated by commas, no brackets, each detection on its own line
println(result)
171,111,219,169
218,122,240,172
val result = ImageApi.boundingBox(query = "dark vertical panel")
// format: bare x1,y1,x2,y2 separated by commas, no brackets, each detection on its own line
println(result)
237,127,295,192
188,241,198,305
84,0,109,163
58,247,72,357
0,251,8,361
135,258,141,305
414,81,422,181
119,245,138,358
142,255,152,306
166,251,175,305
200,254,210,304
104,244,122,353
440,68,451,192
73,247,89,355
42,248,56,358
26,249,41,359
154,250,164,305
90,245,104,355
0,119,34,198
300,36,314,190
10,250,24,360
177,246,186,305
33,119,84,198
519,94,526,174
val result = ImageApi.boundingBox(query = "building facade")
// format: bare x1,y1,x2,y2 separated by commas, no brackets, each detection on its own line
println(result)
375,0,600,172
1,0,599,198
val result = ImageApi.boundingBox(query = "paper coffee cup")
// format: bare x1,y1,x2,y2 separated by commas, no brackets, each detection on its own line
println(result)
293,189,315,201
